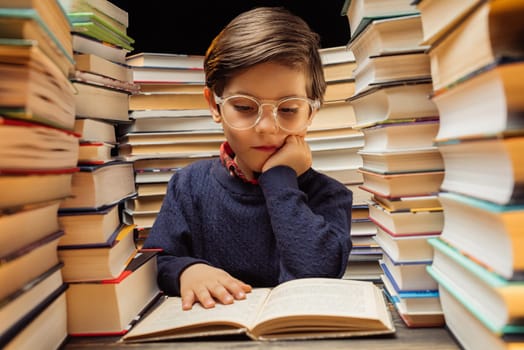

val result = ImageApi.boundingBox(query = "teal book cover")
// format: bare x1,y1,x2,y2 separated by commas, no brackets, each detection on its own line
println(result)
428,237,524,335
0,8,74,64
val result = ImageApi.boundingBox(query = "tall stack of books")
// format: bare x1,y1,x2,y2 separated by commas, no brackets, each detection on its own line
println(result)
58,0,137,233
57,0,161,338
342,0,445,327
415,0,524,348
121,52,221,246
0,0,76,347
317,46,381,282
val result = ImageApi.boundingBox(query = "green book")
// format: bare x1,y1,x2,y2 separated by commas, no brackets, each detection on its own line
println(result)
68,12,134,50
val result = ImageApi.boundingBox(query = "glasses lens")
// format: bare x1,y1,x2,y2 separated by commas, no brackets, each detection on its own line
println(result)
277,98,311,131
222,96,259,129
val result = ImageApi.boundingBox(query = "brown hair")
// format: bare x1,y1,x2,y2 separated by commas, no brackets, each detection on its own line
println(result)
204,7,326,103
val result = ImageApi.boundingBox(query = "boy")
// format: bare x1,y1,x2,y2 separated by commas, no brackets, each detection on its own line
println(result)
143,7,353,310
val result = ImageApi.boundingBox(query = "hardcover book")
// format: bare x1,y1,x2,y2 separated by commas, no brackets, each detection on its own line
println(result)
58,223,136,282
342,0,418,40
352,51,431,95
428,237,524,334
66,250,161,336
359,169,444,198
415,0,483,45
58,203,120,246
427,0,524,91
437,286,524,350
438,136,524,205
358,147,444,174
0,8,74,75
347,81,437,129
126,52,204,69
381,274,444,328
0,43,76,130
438,191,524,280
0,169,76,210
59,161,136,210
348,14,428,64
122,278,395,342
433,61,524,141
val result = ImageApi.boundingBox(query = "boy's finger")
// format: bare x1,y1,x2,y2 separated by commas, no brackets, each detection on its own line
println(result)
181,290,195,310
210,284,235,304
223,278,252,299
195,288,216,309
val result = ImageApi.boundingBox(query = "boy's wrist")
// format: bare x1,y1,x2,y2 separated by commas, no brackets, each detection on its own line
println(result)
258,166,300,190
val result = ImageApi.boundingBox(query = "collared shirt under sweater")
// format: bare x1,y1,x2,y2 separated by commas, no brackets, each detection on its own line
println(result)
143,159,353,296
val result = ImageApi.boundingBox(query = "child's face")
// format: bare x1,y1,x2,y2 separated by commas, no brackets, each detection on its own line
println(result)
207,62,312,180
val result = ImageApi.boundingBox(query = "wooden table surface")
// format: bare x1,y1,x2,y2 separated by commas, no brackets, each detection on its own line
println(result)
64,303,460,350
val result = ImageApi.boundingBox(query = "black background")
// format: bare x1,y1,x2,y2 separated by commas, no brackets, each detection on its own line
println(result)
110,1,350,56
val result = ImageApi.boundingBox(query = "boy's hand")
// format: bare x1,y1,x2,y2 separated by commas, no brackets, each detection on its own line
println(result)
179,263,252,310
262,135,312,176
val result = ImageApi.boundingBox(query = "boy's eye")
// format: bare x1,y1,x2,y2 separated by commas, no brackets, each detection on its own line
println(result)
278,107,299,115
233,104,256,113
229,98,258,114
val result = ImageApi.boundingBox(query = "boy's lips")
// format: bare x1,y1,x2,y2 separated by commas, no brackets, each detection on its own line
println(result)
253,145,279,152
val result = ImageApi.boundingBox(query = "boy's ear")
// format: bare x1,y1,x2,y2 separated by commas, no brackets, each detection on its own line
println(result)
204,87,222,123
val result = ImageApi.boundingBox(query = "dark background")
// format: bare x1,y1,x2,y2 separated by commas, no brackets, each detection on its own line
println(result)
110,1,350,56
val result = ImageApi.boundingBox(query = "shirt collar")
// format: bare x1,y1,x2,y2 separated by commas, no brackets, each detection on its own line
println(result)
219,142,259,185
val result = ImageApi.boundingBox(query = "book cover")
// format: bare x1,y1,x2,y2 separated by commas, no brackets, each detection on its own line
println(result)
59,161,136,211
0,117,80,171
380,252,438,292
58,202,120,246
0,264,64,342
57,223,137,282
348,14,428,64
0,8,74,70
342,0,419,40
126,52,204,69
0,200,61,258
347,80,437,129
68,12,134,50
0,168,77,209
0,283,68,348
66,250,161,336
0,230,63,301
438,136,524,205
427,0,524,91
428,238,524,334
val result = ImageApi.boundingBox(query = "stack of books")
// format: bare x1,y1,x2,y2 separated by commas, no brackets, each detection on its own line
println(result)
415,0,524,348
58,0,138,231
121,52,221,245
56,0,161,338
342,0,445,327
0,0,76,347
317,46,381,282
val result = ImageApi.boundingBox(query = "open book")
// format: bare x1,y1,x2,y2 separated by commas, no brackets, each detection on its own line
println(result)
122,278,395,342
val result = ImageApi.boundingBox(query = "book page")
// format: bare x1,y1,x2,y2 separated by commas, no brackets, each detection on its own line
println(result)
124,288,270,340
253,278,388,326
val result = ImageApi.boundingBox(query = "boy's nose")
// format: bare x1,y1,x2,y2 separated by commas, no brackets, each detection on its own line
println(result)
255,106,279,133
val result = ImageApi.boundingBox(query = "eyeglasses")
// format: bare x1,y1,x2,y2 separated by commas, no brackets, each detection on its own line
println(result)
214,93,320,132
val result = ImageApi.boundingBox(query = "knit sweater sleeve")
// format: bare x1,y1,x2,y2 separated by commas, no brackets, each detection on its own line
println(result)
142,172,208,296
258,166,352,282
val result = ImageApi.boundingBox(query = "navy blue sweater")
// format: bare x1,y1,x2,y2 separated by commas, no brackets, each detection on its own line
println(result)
143,159,353,296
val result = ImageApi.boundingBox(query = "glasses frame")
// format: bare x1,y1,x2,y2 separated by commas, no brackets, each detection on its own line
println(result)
214,93,320,132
